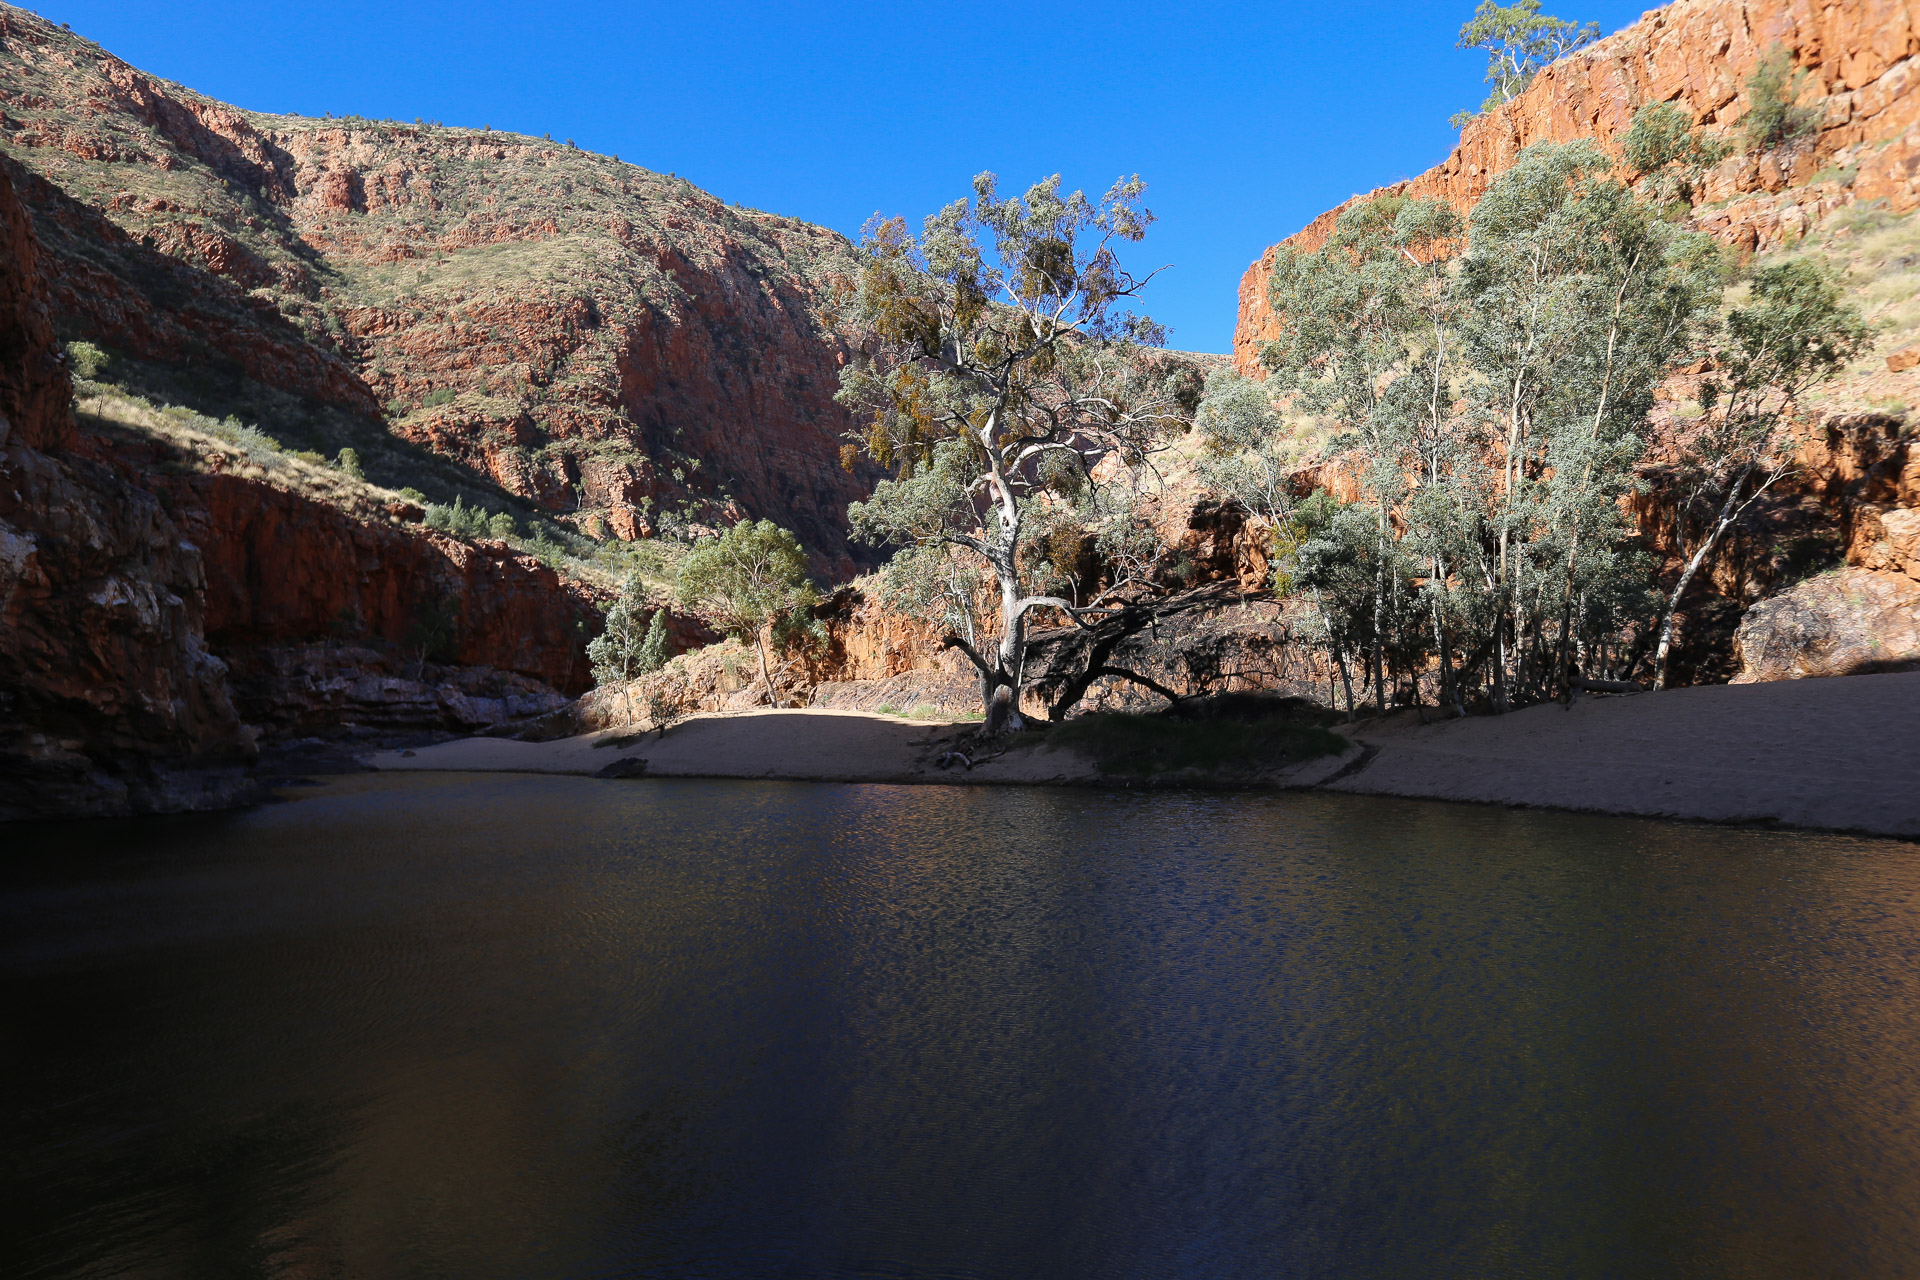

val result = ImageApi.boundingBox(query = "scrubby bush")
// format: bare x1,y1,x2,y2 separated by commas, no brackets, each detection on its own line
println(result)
487,510,517,540
336,447,364,478
1743,45,1820,151
65,340,111,380
421,388,457,409
423,496,496,539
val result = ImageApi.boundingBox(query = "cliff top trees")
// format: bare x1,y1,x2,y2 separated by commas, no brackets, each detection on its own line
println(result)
1451,0,1599,128
676,520,818,709
835,172,1197,732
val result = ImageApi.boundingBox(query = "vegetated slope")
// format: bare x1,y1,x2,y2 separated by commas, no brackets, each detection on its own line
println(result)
0,5,877,571
1234,0,1920,373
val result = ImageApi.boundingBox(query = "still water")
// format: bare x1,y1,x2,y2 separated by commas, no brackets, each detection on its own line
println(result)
4,773,1918,1279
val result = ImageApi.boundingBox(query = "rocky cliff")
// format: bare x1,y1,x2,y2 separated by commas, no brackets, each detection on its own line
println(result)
0,146,608,817
0,153,256,817
1234,0,1919,374
0,5,878,571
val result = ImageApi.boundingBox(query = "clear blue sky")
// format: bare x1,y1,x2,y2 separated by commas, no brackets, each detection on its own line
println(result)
40,0,1653,352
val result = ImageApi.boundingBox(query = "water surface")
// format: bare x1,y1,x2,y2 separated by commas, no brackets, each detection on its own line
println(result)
5,774,1918,1278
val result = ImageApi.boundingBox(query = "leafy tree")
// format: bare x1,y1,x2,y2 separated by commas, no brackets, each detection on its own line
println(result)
336,447,364,479
587,573,665,718
1741,44,1821,151
835,172,1197,731
1248,138,1725,714
638,607,671,674
1621,102,1732,207
1450,0,1599,128
676,520,818,708
1649,259,1868,686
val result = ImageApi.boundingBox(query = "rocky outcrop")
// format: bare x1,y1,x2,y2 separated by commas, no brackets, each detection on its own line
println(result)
0,142,608,817
0,7,880,568
1234,0,1920,374
153,471,599,692
1731,567,1920,680
221,643,571,737
0,157,256,818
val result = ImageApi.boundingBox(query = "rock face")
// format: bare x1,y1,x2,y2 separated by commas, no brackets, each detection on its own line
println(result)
1732,568,1920,680
0,149,605,817
0,7,879,569
1234,0,1920,374
0,156,255,818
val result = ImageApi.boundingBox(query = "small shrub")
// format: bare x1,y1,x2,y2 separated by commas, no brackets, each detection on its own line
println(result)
385,397,408,417
486,510,516,539
875,704,898,716
337,447,364,478
421,388,457,408
1743,45,1820,151
292,449,326,464
398,486,428,503
65,340,111,380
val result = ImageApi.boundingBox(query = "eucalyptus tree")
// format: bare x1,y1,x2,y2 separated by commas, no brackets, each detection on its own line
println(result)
836,172,1196,732
1256,194,1462,713
1451,0,1599,127
587,572,671,720
1448,139,1725,706
676,519,819,709
1648,259,1868,687
1247,140,1726,713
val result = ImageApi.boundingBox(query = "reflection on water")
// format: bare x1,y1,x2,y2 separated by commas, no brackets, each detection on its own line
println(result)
4,773,1918,1278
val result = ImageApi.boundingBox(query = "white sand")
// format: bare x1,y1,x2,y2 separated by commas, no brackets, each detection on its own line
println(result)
369,707,1356,789
369,674,1920,837
1325,670,1920,838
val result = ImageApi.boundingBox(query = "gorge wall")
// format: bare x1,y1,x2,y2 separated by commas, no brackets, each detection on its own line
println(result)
0,5,878,571
0,148,604,818
1234,0,1920,374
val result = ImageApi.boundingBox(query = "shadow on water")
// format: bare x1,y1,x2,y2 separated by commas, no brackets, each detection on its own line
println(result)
4,773,1919,1278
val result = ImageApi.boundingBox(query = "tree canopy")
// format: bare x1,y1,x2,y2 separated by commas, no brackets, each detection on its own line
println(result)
1450,0,1599,128
676,519,818,707
836,171,1201,731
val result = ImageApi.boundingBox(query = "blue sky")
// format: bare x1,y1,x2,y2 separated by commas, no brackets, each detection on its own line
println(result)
42,0,1652,352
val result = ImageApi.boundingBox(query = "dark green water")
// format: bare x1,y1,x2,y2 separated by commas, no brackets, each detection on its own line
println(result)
4,773,1918,1279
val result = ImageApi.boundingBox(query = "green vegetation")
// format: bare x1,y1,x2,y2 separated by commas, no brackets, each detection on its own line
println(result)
837,172,1202,732
676,520,819,707
1742,44,1821,152
1022,711,1346,780
1208,131,1868,716
1450,0,1598,129
588,573,673,715
1620,102,1732,206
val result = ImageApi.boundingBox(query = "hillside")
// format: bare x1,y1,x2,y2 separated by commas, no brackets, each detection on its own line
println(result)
0,5,876,572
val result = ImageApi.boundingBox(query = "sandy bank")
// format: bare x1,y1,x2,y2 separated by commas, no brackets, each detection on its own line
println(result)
369,673,1920,838
369,707,1354,789
1327,671,1920,838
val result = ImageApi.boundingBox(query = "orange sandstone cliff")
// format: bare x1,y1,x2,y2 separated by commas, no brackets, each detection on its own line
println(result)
1234,0,1920,375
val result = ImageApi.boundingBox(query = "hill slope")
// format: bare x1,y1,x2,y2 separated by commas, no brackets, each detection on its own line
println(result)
0,5,875,570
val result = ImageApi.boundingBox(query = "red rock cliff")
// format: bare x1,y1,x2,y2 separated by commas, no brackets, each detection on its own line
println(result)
0,7,880,569
1234,0,1920,374
0,156,256,817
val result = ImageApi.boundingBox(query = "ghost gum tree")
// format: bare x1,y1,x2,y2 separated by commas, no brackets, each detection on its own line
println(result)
835,173,1198,732
1221,127,1862,714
